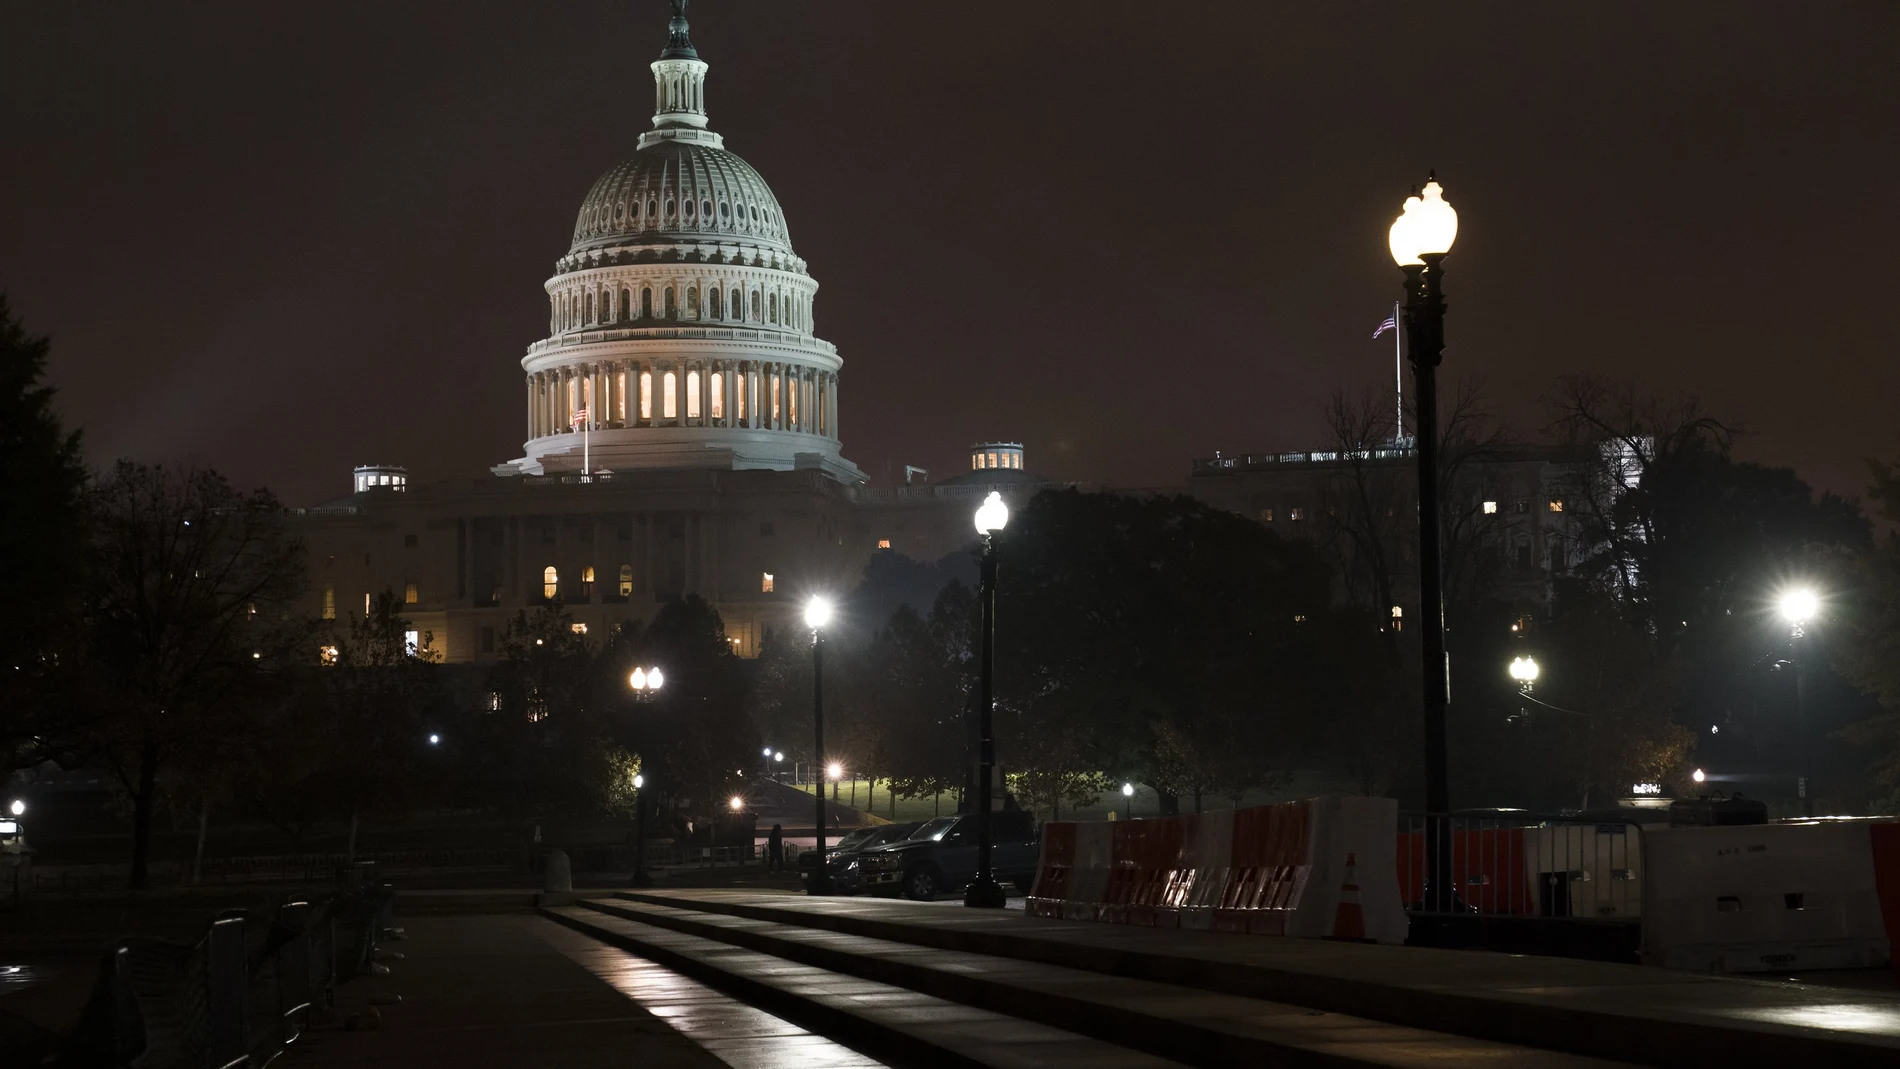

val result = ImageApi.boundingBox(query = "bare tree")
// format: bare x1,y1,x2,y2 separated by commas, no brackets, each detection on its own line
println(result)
77,462,308,888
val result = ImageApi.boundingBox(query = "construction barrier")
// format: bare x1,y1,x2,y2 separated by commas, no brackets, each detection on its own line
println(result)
1641,820,1896,972
1028,795,1407,945
1395,819,1643,918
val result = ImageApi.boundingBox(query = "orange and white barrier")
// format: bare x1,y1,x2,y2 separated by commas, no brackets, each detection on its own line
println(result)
1642,820,1900,972
1028,795,1407,945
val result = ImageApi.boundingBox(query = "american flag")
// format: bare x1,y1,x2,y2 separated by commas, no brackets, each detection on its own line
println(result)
573,406,588,423
1372,314,1398,340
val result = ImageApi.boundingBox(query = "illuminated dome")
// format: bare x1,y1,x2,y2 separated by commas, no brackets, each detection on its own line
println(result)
568,142,793,258
494,1,861,485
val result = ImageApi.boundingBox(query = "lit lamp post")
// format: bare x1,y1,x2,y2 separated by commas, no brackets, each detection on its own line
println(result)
1121,781,1136,818
1509,656,1540,694
1389,174,1459,911
827,761,844,801
805,596,833,895
631,772,650,887
965,490,1010,908
1777,587,1820,817
627,667,663,887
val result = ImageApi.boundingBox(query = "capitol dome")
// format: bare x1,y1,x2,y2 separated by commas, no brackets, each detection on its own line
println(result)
569,141,793,257
495,2,861,485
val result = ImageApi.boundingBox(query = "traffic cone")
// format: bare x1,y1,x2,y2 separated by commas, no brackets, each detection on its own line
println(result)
1329,853,1370,941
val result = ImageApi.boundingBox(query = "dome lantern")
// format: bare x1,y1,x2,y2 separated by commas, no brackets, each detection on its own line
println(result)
649,0,711,135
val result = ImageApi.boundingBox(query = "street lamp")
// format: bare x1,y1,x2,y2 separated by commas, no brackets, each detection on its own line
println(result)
631,771,650,887
1121,781,1136,818
728,795,745,813
965,491,1011,908
8,800,23,817
1508,656,1540,692
1692,768,1706,785
427,733,441,746
827,761,844,802
1391,174,1458,910
1778,586,1820,816
629,665,665,699
805,596,833,895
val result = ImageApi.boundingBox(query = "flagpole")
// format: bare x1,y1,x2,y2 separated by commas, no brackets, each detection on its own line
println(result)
1393,299,1404,443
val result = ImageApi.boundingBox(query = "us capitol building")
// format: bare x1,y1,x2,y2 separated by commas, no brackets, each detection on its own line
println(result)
297,7,1052,662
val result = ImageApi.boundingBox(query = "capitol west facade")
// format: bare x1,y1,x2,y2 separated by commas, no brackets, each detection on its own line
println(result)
296,9,1054,662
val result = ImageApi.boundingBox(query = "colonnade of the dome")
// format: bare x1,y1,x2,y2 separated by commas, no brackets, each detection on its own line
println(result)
549,267,812,336
525,358,837,442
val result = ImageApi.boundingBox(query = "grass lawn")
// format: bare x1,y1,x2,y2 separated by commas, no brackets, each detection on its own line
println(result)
783,780,961,823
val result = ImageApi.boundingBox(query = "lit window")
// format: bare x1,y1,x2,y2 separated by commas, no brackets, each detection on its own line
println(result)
404,582,418,605
570,622,588,635
543,566,558,599
639,370,653,420
687,370,701,418
619,564,633,597
1259,509,1274,522
771,373,781,422
971,455,979,470
1548,499,1565,513
486,691,502,711
737,370,748,419
762,572,775,594
319,644,339,666
322,583,336,620
1482,501,1498,515
1391,605,1404,632
710,372,724,419
663,371,678,419
877,539,891,549
403,630,419,656
1289,508,1306,521
363,592,371,616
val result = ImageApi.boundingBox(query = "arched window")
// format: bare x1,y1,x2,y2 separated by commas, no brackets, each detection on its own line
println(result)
769,292,778,323
731,288,743,320
710,371,724,419
618,564,633,597
642,288,653,318
586,291,595,323
664,287,676,319
663,371,678,419
322,583,336,620
686,370,701,418
543,566,558,600
750,290,761,320
621,288,633,322
638,369,653,420
582,566,595,598
708,287,720,319
687,285,699,317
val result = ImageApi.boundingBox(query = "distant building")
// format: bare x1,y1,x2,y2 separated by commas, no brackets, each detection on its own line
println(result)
1187,443,1586,616
293,10,1065,663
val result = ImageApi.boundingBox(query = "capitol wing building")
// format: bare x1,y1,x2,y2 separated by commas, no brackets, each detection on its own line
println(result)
296,8,1057,662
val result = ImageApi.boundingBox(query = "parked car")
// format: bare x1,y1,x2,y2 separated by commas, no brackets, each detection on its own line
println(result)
795,826,878,876
815,822,923,894
853,811,1039,900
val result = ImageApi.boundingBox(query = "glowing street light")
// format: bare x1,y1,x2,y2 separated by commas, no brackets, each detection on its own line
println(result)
1692,768,1706,785
1776,585,1821,816
1508,656,1540,691
965,491,1012,909
806,596,834,895
629,666,665,692
632,773,645,790
1122,782,1135,798
1777,587,1819,627
1390,173,1459,912
8,799,23,817
728,795,745,813
826,762,843,780
428,733,441,745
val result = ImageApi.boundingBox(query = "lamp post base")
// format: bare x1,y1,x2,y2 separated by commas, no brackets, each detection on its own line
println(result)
963,876,1007,908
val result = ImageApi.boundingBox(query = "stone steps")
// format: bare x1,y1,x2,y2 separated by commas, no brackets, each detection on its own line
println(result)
564,896,1629,1069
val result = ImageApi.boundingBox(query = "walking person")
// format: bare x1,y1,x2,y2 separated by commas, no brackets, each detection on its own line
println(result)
768,823,784,871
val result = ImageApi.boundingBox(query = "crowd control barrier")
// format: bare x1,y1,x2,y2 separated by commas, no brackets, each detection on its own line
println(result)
1641,819,1900,972
1028,795,1407,945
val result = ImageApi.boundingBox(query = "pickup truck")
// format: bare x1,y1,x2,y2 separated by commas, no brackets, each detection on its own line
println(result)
851,811,1040,900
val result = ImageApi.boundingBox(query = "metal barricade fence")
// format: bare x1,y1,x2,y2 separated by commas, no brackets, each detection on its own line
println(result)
1397,811,1645,920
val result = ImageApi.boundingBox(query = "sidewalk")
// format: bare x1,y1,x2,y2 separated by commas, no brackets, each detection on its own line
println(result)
301,915,729,1068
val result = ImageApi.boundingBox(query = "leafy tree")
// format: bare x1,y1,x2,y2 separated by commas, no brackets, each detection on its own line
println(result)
73,462,307,888
0,295,88,769
1838,458,1900,809
475,602,620,816
617,596,755,825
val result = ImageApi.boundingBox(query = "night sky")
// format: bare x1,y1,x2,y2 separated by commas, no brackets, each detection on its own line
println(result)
6,2,1895,507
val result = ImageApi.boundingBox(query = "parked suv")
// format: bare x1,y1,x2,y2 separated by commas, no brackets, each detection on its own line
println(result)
854,811,1039,900
811,822,922,894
